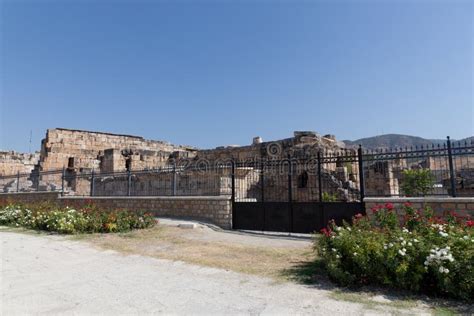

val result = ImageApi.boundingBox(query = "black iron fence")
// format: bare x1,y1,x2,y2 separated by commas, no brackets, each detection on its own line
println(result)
0,137,472,200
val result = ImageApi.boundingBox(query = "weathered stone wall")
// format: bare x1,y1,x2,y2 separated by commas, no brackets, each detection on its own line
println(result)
194,131,346,162
0,192,232,228
364,161,400,196
59,196,232,228
0,151,40,176
92,169,234,197
39,128,196,172
364,197,474,219
0,191,60,204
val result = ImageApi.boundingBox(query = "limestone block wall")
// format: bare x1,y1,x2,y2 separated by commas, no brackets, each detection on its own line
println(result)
364,161,400,196
195,131,346,162
364,197,474,219
0,192,60,204
0,192,232,228
0,151,40,176
59,196,232,228
39,128,196,172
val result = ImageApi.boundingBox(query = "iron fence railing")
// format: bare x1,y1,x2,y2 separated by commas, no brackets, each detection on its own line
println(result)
0,137,472,201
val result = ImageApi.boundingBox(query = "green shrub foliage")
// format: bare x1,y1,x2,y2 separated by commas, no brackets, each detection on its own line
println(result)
401,169,435,196
0,202,156,234
317,203,474,300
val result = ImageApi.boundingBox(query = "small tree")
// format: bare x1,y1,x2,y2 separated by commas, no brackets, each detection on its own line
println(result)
401,169,435,196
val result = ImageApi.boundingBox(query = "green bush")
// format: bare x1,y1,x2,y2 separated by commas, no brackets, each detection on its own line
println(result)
401,169,435,196
317,203,474,300
322,192,338,202
0,202,156,234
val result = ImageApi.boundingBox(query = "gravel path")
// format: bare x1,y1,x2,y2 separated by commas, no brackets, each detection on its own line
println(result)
1,231,429,315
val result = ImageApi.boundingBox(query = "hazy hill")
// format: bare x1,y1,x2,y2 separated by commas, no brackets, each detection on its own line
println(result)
343,134,474,150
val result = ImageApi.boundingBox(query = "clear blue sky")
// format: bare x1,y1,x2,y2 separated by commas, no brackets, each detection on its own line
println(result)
1,0,472,152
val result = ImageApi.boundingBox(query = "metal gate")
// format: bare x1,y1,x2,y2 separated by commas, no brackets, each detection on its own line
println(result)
232,201,365,233
231,150,366,233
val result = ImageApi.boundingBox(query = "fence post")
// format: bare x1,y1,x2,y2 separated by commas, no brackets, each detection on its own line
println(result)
288,154,293,232
231,160,235,204
16,171,20,192
36,171,40,191
172,163,177,196
357,145,365,202
260,159,265,203
317,151,323,202
61,167,65,196
90,169,95,197
447,136,457,197
127,169,132,196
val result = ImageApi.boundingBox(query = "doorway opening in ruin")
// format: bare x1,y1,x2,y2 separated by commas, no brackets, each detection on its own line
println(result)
68,157,75,169
125,158,131,171
297,171,309,188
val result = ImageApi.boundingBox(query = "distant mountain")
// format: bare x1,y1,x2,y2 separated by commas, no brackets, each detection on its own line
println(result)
343,134,474,150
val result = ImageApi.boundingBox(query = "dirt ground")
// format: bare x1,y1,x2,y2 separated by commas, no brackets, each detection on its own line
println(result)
1,220,471,315
72,218,314,280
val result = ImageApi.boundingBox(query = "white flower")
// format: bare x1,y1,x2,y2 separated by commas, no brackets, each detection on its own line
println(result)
332,248,337,252
402,228,409,233
413,238,419,243
336,255,341,259
353,252,358,256
408,242,413,247
399,237,404,241
401,240,406,246
439,231,449,237
388,243,394,248
398,249,406,256
463,236,469,240
346,227,351,231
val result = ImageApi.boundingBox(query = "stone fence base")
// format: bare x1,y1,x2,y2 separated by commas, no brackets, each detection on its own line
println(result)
3,193,473,229
0,193,232,229
364,197,474,219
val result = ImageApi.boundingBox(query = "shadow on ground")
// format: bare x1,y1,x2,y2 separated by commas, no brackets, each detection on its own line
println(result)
282,259,474,315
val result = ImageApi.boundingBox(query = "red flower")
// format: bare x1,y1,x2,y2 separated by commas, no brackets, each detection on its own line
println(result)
355,213,364,219
320,227,332,237
385,203,394,210
403,202,412,207
466,220,474,227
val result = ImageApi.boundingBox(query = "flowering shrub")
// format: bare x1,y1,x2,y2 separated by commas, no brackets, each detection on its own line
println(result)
316,203,474,300
0,202,156,234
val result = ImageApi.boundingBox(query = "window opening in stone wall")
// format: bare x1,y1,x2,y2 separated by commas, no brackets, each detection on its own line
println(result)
297,171,309,188
68,157,75,169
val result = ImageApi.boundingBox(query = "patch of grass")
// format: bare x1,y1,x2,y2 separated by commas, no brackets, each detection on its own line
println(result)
0,225,50,236
329,289,470,315
280,257,326,284
329,290,418,310
75,225,313,280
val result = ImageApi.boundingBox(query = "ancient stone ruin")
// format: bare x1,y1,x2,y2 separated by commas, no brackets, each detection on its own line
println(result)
2,127,470,198
0,128,361,199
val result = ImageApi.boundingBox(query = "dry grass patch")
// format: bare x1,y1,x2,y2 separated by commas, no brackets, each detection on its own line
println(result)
72,224,313,279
